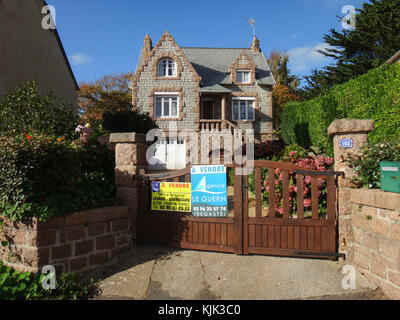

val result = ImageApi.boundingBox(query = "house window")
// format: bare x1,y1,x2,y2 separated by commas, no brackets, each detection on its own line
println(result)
154,95,179,118
232,98,255,121
236,70,251,84
157,58,176,77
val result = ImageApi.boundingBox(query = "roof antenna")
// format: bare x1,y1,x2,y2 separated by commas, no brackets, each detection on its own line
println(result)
245,18,256,37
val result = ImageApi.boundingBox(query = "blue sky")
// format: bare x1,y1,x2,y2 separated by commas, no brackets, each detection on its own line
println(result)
46,0,367,85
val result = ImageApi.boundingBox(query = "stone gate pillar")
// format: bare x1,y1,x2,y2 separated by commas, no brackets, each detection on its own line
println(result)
110,133,150,238
327,119,374,258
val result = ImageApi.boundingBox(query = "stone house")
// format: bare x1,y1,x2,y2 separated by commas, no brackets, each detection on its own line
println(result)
131,31,276,170
0,0,79,105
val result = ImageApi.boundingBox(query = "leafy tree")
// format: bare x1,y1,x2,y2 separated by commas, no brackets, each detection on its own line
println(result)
78,73,133,124
317,0,400,84
272,84,300,130
266,51,300,89
298,69,332,100
0,81,78,139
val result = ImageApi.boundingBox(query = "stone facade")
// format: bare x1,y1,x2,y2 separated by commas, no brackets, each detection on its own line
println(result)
132,31,201,132
132,31,274,143
0,206,132,276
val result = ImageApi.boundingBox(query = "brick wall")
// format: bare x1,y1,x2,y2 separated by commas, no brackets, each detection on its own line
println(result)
0,206,132,276
344,188,400,299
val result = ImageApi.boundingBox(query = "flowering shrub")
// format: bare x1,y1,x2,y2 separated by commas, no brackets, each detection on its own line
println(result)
0,133,117,222
248,152,334,217
280,144,308,162
75,125,94,144
348,141,400,188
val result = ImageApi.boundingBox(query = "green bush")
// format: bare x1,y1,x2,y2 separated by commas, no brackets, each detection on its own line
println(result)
0,134,117,222
0,261,94,300
0,81,79,139
348,141,400,188
281,63,400,155
280,144,309,162
102,110,158,134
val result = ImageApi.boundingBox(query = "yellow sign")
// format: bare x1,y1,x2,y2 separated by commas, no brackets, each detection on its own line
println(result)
151,182,191,212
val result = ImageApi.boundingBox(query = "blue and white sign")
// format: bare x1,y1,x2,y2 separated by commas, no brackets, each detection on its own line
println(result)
191,165,228,217
340,139,354,149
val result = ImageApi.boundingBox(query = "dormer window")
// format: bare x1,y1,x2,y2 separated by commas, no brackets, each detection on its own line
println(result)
157,58,176,77
237,70,251,84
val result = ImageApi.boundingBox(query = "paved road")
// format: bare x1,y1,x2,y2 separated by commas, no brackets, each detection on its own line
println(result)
90,244,386,300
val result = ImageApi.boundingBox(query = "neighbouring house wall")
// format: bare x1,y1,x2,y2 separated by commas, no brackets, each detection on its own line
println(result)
0,206,132,276
0,0,78,105
346,189,400,299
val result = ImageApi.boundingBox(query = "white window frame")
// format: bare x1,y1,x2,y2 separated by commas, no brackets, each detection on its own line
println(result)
154,93,179,118
236,70,251,84
157,58,176,77
232,97,255,121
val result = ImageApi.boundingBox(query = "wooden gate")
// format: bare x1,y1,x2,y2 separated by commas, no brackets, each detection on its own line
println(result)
243,161,340,260
137,161,341,260
137,164,242,254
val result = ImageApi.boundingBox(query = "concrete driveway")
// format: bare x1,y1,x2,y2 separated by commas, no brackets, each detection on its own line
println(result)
91,244,386,300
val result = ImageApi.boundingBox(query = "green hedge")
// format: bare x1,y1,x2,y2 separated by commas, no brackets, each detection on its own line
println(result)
281,63,400,155
0,134,117,222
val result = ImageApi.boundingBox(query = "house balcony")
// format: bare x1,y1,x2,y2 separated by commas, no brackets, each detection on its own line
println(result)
199,93,237,133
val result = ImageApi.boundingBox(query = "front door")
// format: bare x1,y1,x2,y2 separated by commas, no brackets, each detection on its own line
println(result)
202,100,214,120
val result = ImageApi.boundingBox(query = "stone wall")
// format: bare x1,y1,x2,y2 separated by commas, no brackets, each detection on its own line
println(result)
346,189,400,299
0,206,132,276
110,133,150,238
328,118,400,299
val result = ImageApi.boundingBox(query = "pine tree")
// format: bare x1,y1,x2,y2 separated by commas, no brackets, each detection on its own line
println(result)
318,0,400,84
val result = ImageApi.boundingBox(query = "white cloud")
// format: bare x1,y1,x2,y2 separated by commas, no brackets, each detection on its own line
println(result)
287,42,333,73
69,53,91,65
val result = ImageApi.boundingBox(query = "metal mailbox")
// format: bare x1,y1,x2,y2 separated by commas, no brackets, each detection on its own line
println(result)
380,161,400,193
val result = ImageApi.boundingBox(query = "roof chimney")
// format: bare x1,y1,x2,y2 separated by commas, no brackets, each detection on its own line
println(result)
251,36,260,53
144,34,152,56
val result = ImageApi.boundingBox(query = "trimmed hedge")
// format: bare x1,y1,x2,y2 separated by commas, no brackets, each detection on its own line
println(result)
281,63,400,155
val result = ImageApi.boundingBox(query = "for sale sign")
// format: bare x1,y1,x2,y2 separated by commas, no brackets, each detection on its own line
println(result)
151,182,191,212
191,165,228,217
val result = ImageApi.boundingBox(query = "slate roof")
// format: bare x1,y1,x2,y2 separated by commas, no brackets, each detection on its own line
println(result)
136,46,275,92
182,48,275,89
